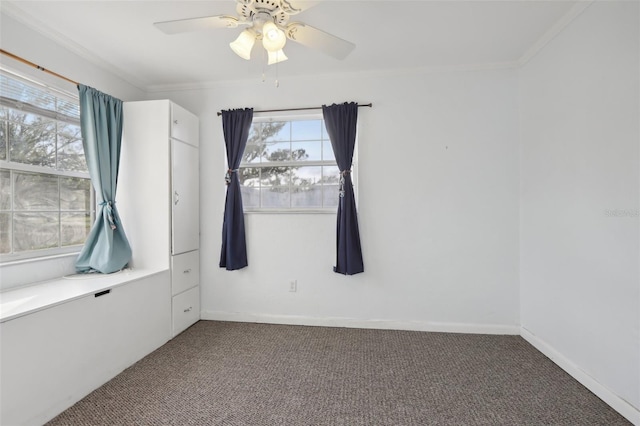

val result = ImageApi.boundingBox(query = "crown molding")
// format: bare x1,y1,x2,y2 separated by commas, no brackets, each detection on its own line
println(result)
1,2,147,92
518,1,594,67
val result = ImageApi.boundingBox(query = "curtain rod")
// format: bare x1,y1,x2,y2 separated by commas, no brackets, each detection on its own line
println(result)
0,49,79,86
216,103,372,116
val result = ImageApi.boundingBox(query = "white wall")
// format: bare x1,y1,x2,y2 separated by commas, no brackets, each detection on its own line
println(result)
154,66,521,333
519,0,639,419
0,12,147,289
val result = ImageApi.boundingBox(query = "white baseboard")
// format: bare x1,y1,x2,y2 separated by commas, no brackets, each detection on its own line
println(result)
521,327,640,426
200,310,520,335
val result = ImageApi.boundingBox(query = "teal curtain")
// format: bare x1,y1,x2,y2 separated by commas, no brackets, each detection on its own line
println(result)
75,85,131,274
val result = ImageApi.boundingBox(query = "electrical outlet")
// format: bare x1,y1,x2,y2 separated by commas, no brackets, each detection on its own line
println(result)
289,280,297,292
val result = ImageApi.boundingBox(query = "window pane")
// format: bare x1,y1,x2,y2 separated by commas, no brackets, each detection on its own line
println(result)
247,122,261,143
323,185,340,208
292,183,322,208
243,144,263,164
239,167,260,208
58,123,87,172
291,120,322,141
60,177,91,211
293,166,322,185
0,120,6,161
291,141,321,161
237,117,350,211
14,172,58,210
0,212,10,254
0,169,10,210
322,122,329,140
239,167,260,186
240,186,260,208
262,141,290,162
61,212,90,246
13,212,58,251
260,166,290,186
262,121,289,142
322,140,334,161
8,111,56,167
261,186,289,208
322,166,340,184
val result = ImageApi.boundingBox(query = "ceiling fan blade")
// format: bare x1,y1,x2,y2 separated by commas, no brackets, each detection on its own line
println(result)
285,22,355,60
154,15,241,35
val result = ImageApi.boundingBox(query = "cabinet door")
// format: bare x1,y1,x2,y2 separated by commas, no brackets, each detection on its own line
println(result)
171,103,199,147
171,140,199,255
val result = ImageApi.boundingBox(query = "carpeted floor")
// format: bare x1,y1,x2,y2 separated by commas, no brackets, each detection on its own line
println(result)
47,321,630,425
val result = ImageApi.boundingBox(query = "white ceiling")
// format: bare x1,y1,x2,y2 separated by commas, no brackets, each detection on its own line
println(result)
2,0,581,91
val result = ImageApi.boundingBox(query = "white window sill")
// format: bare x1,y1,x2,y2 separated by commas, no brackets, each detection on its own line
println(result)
0,267,167,323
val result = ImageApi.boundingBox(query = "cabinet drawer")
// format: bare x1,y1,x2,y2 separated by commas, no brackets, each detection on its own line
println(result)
171,103,199,147
172,286,199,337
171,251,199,296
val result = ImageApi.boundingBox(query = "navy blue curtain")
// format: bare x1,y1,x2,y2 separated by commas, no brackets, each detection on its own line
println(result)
219,108,253,270
322,102,364,275
75,85,132,273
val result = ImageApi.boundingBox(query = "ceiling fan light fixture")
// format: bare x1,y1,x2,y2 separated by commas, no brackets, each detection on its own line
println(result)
267,49,288,65
229,29,255,60
261,21,286,52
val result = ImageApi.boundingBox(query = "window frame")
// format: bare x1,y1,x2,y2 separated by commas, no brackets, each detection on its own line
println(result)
239,112,357,214
0,67,94,263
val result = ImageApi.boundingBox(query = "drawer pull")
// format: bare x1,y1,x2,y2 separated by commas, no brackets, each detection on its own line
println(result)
95,289,111,298
173,119,178,125
183,268,191,274
184,306,192,313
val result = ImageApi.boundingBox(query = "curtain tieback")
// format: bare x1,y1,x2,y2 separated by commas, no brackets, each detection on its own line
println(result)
99,201,118,230
339,170,351,198
225,169,239,185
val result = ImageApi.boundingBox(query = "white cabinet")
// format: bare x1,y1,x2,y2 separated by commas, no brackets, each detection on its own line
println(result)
118,100,200,337
0,271,171,426
171,140,199,255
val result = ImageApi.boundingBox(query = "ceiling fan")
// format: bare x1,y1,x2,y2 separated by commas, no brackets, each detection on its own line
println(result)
153,0,355,65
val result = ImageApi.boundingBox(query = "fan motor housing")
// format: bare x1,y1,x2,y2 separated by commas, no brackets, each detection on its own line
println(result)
237,0,290,26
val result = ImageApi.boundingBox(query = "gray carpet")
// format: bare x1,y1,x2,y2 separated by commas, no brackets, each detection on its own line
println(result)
47,321,630,425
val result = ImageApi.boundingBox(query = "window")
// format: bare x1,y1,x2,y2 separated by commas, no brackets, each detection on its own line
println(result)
240,115,351,211
0,70,93,261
